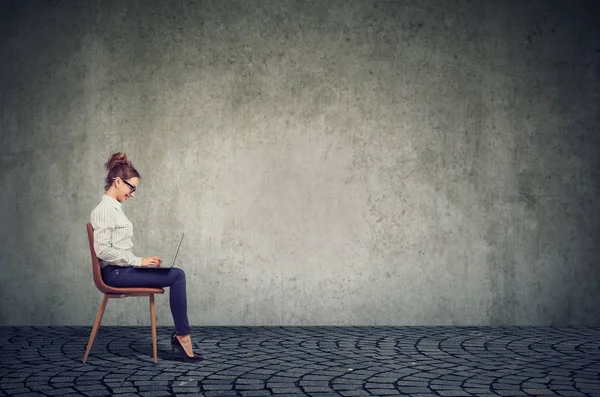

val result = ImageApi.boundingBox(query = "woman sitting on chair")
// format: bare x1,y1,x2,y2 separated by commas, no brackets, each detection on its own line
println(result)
90,152,201,362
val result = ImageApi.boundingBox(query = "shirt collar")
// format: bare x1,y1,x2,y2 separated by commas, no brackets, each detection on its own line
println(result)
102,194,122,209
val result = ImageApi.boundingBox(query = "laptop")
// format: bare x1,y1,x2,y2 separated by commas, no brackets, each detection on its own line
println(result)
167,233,185,267
142,233,184,268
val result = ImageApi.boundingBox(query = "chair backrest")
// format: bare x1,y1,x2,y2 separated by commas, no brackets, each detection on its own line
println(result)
86,223,128,294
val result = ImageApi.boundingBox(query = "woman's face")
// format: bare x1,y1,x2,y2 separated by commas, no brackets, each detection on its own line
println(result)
115,177,139,202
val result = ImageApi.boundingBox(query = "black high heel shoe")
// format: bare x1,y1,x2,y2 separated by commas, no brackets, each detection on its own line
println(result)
171,333,202,362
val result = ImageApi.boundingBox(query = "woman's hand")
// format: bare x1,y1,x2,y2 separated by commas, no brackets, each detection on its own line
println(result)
141,256,162,267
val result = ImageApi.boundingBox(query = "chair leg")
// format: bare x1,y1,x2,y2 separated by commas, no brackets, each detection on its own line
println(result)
149,294,157,364
83,294,109,364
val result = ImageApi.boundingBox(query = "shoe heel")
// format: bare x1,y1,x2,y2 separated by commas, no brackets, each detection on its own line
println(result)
170,337,201,362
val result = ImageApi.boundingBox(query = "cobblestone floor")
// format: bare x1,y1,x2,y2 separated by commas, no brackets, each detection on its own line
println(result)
1,326,599,397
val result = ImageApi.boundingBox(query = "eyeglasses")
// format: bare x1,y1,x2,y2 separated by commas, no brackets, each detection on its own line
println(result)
115,177,136,194
122,179,136,194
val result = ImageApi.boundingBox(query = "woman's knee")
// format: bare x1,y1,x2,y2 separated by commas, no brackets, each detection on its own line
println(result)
171,268,186,282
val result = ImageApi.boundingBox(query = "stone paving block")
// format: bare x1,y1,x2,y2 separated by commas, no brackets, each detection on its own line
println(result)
0,377,27,384
303,386,335,393
575,381,600,389
409,394,444,397
174,381,200,387
24,384,53,391
339,390,371,396
172,387,202,393
436,390,473,396
128,375,154,381
464,388,493,394
135,380,173,387
412,372,438,379
172,394,206,397
299,381,329,387
138,384,171,391
240,391,271,397
138,391,173,397
2,388,31,394
203,378,234,383
551,384,577,390
494,390,530,396
523,389,556,395
556,391,587,397
104,375,129,381
396,381,427,387
329,384,362,391
204,391,240,396
494,383,520,390
105,381,135,388
432,381,464,387
365,382,395,389
54,382,78,388
76,384,110,391
365,389,400,395
271,387,305,394
82,390,113,396
111,387,138,393
397,386,432,393
0,382,27,390
305,394,340,397
44,387,78,396
21,377,50,383
203,384,233,390
523,383,549,389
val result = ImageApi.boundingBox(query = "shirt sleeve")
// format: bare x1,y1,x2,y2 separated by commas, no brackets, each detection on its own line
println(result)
90,207,142,267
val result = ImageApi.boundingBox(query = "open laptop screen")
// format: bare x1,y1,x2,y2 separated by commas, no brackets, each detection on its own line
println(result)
139,233,184,268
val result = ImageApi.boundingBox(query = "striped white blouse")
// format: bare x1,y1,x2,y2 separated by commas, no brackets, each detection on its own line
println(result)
90,194,142,267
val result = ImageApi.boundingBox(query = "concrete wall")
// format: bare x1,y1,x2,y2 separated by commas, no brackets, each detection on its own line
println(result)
1,0,599,326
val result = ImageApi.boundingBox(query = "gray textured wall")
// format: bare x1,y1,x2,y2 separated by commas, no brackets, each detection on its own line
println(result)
1,0,599,327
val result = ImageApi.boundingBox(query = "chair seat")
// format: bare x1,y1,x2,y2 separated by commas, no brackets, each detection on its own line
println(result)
106,287,165,295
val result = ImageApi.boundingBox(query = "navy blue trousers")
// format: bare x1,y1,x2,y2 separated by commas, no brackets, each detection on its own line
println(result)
101,265,190,335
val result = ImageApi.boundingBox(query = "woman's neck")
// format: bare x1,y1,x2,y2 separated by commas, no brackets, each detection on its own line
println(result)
105,187,119,201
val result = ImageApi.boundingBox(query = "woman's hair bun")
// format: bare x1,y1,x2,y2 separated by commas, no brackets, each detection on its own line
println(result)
103,152,140,191
105,152,131,171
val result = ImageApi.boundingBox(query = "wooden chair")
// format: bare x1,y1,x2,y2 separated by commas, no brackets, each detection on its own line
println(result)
83,223,164,364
